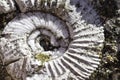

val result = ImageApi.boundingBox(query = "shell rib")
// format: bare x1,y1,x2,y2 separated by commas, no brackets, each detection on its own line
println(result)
0,0,104,80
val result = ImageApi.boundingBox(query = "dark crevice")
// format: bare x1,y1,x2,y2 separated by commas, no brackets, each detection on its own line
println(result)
13,0,21,13
39,35,60,51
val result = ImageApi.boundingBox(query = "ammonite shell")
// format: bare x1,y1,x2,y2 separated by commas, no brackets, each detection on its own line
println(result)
0,0,104,80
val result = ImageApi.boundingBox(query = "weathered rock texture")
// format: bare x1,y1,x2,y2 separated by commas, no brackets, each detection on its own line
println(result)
88,0,120,80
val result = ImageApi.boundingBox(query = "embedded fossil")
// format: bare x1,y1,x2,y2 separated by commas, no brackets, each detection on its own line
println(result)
0,0,104,80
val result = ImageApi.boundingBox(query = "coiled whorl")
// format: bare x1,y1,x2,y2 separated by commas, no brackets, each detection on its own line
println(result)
0,0,104,80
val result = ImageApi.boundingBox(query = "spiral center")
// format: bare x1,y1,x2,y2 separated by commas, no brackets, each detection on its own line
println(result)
39,36,59,51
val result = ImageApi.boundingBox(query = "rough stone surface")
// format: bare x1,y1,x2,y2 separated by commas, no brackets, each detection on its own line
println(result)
88,0,120,80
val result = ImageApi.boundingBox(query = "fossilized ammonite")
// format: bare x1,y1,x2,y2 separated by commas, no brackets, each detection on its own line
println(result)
0,0,104,80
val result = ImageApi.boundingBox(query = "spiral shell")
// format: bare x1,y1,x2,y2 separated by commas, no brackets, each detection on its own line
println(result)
0,0,104,80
